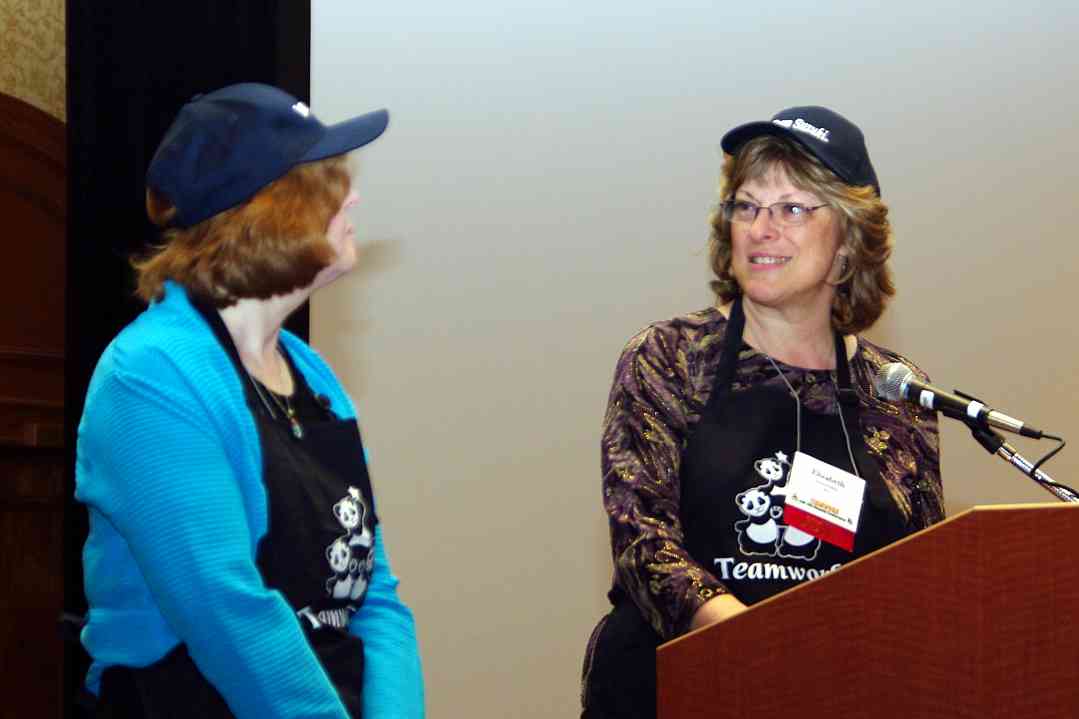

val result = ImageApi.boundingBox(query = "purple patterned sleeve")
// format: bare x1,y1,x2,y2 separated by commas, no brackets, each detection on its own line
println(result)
601,321,728,640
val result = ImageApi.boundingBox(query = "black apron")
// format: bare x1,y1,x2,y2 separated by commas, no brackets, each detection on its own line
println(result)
582,297,907,719
95,302,378,719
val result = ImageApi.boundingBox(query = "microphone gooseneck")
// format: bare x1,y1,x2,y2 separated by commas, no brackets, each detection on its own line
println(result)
874,362,1074,502
873,362,1043,439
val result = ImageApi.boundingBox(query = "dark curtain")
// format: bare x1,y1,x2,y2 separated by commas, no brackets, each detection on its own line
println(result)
64,2,311,714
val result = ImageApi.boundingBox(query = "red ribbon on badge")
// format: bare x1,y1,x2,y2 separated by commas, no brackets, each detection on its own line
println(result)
784,503,855,552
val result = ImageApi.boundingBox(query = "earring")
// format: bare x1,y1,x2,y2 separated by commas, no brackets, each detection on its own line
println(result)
829,254,851,286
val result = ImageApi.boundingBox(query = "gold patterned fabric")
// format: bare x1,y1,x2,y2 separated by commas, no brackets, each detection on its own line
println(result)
0,0,65,121
601,308,943,639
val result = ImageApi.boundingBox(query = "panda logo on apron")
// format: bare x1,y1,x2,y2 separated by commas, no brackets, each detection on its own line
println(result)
733,451,821,561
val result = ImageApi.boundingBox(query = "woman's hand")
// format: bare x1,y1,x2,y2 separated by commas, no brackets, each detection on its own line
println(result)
689,594,748,631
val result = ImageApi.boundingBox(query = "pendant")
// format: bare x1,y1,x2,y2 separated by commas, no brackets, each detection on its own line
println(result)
289,415,304,440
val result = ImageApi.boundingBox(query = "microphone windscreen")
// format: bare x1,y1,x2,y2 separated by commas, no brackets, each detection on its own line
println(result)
874,362,913,401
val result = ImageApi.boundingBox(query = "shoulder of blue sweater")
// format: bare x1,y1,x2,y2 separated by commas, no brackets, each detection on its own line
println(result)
96,283,228,379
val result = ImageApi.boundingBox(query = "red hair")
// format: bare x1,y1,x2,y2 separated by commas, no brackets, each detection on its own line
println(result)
135,155,350,307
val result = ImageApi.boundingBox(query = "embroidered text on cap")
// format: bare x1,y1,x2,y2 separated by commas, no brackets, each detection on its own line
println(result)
773,118,831,143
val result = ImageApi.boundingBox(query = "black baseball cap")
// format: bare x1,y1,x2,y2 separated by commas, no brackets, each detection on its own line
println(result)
720,106,880,196
146,83,389,228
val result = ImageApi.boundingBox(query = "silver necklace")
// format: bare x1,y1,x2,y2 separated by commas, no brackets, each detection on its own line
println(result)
764,352,860,478
765,353,803,453
834,393,860,478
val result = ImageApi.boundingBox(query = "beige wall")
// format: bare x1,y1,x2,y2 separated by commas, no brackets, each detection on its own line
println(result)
311,2,1079,716
0,0,65,121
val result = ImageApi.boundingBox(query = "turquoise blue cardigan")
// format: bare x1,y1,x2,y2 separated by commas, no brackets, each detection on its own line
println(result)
76,282,424,719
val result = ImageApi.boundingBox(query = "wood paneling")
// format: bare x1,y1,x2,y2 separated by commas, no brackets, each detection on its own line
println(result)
0,90,66,719
657,504,1079,719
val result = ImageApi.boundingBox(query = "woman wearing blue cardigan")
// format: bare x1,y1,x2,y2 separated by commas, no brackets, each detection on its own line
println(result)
76,83,424,719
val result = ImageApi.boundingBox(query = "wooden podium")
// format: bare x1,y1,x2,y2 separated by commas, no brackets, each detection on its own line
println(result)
657,504,1079,719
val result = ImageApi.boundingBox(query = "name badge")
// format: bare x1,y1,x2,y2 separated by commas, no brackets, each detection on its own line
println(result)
781,451,865,552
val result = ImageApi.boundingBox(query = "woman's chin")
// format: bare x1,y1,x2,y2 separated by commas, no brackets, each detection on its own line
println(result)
739,282,787,310
311,260,355,292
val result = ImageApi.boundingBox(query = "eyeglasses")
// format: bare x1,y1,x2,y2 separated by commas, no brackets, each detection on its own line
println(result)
720,200,829,227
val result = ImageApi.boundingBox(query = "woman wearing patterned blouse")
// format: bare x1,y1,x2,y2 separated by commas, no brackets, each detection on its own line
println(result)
581,106,944,719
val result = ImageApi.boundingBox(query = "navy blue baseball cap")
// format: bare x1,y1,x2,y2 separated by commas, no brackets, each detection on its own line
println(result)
146,83,389,228
720,106,880,197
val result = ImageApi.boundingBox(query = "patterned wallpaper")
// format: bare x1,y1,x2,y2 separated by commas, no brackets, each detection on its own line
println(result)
0,0,65,121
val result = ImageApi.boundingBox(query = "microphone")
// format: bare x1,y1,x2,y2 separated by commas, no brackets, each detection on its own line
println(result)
874,362,1044,439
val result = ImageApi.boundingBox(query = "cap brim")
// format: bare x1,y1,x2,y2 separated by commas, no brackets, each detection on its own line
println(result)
720,120,797,156
301,108,390,162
